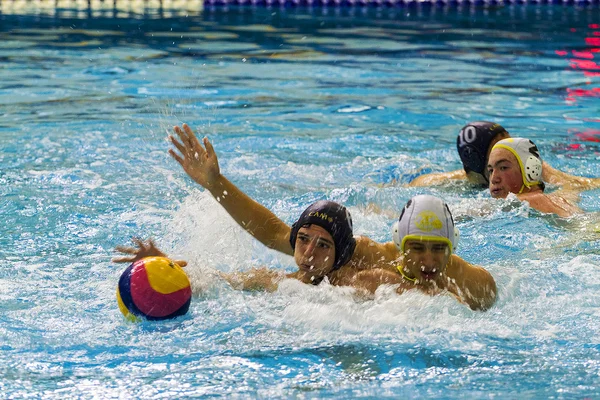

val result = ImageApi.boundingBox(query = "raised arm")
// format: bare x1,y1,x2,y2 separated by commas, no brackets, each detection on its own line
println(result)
446,255,497,311
169,123,292,256
543,162,600,190
407,169,466,187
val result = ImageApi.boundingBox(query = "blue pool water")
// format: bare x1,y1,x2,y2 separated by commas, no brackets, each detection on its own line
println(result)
1,3,600,398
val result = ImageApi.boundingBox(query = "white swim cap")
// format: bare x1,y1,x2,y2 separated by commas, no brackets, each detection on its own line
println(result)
392,195,459,253
492,138,543,188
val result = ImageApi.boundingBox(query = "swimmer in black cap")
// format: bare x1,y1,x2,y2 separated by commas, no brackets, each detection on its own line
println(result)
114,199,355,291
159,123,358,288
408,121,600,190
159,124,496,310
288,200,356,284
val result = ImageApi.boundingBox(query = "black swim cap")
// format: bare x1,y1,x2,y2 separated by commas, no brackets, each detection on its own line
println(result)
289,200,356,271
457,121,509,184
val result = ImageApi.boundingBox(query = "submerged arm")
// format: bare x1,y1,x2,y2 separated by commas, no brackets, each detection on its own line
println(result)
446,255,497,311
349,237,400,271
169,123,293,256
219,267,285,292
543,162,600,190
407,169,466,187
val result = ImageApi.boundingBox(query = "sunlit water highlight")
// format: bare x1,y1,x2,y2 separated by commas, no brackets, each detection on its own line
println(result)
1,5,600,398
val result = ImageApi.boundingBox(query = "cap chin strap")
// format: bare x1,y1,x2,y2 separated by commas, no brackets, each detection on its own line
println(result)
396,264,417,283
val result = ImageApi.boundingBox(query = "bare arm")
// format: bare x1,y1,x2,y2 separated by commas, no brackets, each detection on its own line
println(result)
169,123,292,256
350,268,405,297
219,267,285,292
446,255,497,311
518,191,582,217
407,169,466,187
349,237,400,271
543,162,600,190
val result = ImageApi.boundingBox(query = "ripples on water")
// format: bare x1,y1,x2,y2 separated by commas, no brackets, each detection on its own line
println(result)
1,3,599,398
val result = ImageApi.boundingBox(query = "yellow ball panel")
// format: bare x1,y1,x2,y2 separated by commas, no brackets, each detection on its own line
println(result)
144,257,191,295
116,287,140,322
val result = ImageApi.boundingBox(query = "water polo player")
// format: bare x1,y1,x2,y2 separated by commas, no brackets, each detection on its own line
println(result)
114,200,356,290
166,123,363,286
487,137,582,217
409,121,600,190
166,124,496,309
351,195,497,311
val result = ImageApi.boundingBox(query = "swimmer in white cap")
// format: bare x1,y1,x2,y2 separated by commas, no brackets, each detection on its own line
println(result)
487,137,582,217
157,123,496,310
351,195,497,310
409,121,600,190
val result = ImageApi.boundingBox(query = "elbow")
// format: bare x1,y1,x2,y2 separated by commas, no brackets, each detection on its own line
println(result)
470,285,497,312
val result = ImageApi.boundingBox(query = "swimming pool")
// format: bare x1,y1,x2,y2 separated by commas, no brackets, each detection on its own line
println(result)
1,3,599,398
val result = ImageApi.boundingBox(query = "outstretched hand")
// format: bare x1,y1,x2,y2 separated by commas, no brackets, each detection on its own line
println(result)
113,238,188,267
169,123,220,189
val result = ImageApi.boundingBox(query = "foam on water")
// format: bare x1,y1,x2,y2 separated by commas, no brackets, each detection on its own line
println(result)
2,5,600,398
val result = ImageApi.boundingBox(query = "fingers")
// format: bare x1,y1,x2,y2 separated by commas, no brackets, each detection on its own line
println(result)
111,256,134,263
132,237,145,249
174,260,188,268
114,245,137,255
203,137,216,159
173,124,207,160
169,135,186,155
183,123,203,149
114,237,181,268
173,124,200,152
147,238,157,249
172,125,193,153
168,148,184,166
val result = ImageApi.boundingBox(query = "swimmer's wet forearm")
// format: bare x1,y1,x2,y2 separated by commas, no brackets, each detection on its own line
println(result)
199,172,293,255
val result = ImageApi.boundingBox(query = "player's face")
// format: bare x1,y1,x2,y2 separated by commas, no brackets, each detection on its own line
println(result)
402,239,450,287
294,224,336,284
488,148,524,198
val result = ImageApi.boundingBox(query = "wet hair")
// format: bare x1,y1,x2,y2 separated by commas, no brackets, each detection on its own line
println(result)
457,121,509,185
289,200,356,271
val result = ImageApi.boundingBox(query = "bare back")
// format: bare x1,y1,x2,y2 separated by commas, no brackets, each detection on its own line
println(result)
518,190,582,217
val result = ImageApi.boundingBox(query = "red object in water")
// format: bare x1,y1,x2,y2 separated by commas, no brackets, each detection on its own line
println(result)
574,129,600,143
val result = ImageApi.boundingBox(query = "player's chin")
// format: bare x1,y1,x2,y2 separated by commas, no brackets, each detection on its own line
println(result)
489,188,506,198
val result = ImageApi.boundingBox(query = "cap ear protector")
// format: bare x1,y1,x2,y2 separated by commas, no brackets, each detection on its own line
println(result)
392,195,459,253
492,138,543,188
523,154,543,183
457,121,509,185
